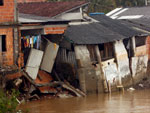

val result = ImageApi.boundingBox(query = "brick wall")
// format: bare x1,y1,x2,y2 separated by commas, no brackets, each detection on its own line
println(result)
17,0,46,3
44,27,67,34
0,0,14,23
0,28,14,66
146,36,150,60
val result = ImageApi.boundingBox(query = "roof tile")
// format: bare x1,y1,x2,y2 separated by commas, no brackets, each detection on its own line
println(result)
18,1,87,18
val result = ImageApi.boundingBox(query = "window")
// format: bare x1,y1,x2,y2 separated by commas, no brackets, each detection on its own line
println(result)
0,35,6,52
87,45,97,62
135,36,146,47
0,0,3,6
99,43,114,61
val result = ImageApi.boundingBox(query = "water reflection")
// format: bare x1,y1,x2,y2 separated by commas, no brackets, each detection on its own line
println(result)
19,89,150,113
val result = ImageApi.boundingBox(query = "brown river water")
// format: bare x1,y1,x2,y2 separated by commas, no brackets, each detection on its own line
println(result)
19,89,150,113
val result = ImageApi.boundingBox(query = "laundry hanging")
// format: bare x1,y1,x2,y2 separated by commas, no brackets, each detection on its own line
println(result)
21,35,41,50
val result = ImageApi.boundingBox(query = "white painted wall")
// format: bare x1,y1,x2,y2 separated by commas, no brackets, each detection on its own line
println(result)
114,40,130,78
74,45,91,67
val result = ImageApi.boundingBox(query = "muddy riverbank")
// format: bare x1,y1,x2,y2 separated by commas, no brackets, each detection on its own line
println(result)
19,89,150,113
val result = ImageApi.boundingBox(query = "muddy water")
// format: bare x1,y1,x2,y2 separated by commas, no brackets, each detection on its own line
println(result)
19,89,150,113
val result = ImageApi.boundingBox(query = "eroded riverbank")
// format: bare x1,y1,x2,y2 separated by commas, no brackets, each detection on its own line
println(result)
19,89,150,113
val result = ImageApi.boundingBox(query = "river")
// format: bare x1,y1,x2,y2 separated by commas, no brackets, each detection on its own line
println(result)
19,89,150,113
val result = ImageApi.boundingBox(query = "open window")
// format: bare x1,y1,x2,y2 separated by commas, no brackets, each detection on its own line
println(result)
135,36,146,47
87,45,97,63
98,42,114,61
123,38,132,58
0,35,6,52
0,0,3,6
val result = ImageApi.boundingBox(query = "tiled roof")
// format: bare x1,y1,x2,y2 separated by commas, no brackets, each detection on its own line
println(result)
18,1,88,18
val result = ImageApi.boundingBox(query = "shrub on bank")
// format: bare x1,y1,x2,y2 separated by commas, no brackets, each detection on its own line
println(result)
0,89,28,113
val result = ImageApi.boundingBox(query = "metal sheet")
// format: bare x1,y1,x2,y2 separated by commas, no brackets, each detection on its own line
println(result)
41,41,59,73
25,49,44,80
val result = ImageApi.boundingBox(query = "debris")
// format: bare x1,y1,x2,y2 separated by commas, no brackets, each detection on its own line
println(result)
28,94,40,100
6,72,23,80
127,87,135,91
62,82,86,97
14,78,22,87
25,49,44,80
34,70,57,93
29,85,36,94
53,70,86,97
0,47,85,102
139,84,144,88
57,92,73,98
41,40,59,73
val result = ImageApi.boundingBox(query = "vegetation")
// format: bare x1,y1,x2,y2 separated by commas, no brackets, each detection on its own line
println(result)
47,0,146,13
0,89,19,113
0,89,28,113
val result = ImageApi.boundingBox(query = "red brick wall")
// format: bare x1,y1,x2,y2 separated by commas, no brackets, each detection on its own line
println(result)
146,36,150,60
0,28,14,66
44,27,67,34
0,0,14,23
17,0,46,3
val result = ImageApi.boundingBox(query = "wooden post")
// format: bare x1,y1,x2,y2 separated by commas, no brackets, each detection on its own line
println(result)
131,37,136,57
95,45,108,93
104,44,109,58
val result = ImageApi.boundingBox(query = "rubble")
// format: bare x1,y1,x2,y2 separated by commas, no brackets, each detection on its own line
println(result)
2,68,85,102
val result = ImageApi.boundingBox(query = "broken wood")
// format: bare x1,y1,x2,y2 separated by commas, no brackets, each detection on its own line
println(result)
62,81,86,97
22,70,37,86
53,70,61,82
53,70,86,97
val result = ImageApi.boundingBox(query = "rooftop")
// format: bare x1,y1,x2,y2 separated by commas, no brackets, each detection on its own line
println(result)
107,6,150,19
90,14,144,37
18,1,88,18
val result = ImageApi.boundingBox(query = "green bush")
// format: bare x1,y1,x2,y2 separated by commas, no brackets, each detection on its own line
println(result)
0,89,19,113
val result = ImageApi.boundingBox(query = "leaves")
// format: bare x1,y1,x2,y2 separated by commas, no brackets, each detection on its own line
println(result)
0,89,19,113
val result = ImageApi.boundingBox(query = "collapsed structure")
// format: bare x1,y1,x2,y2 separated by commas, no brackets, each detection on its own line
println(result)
0,0,150,99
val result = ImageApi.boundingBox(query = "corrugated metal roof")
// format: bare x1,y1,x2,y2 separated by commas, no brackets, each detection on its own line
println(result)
118,6,150,18
107,6,150,19
125,18,150,31
65,15,144,45
65,22,126,44
90,15,143,37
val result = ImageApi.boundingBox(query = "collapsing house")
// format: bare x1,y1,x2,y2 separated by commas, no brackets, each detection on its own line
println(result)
0,0,150,97
0,0,89,98
63,14,149,93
